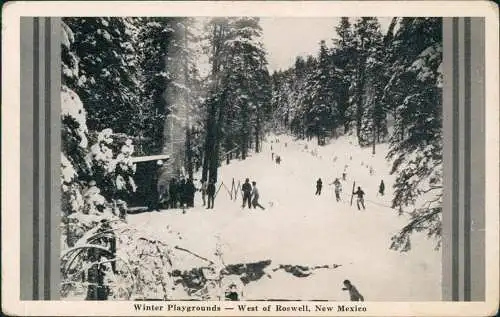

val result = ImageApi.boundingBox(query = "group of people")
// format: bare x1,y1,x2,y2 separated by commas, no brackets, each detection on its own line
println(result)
158,177,218,210
199,180,217,209
164,178,197,209
241,178,265,210
314,177,386,211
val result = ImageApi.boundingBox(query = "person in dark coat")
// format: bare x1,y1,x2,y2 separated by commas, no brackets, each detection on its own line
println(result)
378,180,385,196
177,178,186,208
206,180,216,209
200,180,207,206
168,178,178,209
342,280,364,301
353,186,366,210
225,284,239,301
148,160,164,211
315,178,323,195
186,178,196,208
241,178,252,208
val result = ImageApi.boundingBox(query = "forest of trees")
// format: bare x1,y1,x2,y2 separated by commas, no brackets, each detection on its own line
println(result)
61,17,273,299
270,17,443,251
60,16,442,299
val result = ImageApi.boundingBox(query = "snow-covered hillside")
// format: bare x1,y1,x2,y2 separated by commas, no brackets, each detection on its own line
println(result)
128,133,441,301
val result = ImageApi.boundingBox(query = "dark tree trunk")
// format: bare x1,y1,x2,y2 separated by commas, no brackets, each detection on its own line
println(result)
185,128,193,180
255,107,261,153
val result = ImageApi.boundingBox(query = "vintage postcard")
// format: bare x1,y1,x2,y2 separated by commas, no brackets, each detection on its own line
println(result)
2,1,499,316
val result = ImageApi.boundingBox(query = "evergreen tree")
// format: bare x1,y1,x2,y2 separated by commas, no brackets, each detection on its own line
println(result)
201,17,270,181
302,40,337,144
62,18,141,135
351,17,384,145
384,18,443,251
333,17,356,133
138,17,203,175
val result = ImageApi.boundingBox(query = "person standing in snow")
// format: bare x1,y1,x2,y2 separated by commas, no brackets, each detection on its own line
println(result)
241,178,252,208
342,280,364,301
315,178,323,195
352,186,366,210
200,180,207,206
168,178,178,209
225,284,239,301
330,178,342,202
206,180,216,209
271,152,274,161
148,160,164,211
186,178,196,208
378,180,385,196
251,181,265,210
178,178,187,208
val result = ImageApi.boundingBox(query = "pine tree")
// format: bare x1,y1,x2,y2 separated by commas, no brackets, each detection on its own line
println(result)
138,17,202,176
333,17,356,134
384,18,443,251
351,17,384,145
201,17,270,181
62,18,141,135
301,40,337,144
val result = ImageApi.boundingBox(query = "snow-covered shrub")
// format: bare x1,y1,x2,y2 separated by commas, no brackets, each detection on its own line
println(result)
87,129,137,204
61,20,139,299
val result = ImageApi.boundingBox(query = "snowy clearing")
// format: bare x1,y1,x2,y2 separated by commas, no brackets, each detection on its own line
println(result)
128,133,441,301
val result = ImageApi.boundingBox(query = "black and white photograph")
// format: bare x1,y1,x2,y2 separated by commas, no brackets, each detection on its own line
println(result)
2,1,498,316
59,16,444,301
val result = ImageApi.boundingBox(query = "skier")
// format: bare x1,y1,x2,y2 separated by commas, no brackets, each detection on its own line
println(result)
206,180,216,209
342,172,347,181
251,181,265,210
315,178,323,195
352,186,366,210
275,156,281,164
378,180,385,196
272,152,274,161
331,178,342,202
241,178,252,208
342,280,364,301
200,180,207,206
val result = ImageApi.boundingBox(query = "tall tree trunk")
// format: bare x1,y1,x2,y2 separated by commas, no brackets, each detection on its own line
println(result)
203,21,226,182
255,104,261,153
185,128,193,179
356,39,366,145
372,124,376,154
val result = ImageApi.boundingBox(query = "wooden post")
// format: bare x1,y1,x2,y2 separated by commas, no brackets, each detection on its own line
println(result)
230,178,235,200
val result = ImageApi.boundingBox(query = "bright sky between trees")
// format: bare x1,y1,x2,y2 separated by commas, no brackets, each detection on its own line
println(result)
260,17,394,72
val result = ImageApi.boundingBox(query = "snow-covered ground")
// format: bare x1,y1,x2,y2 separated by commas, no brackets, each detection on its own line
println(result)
128,133,442,301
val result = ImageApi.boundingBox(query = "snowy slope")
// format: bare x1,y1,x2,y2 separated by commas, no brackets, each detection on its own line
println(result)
128,133,441,301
